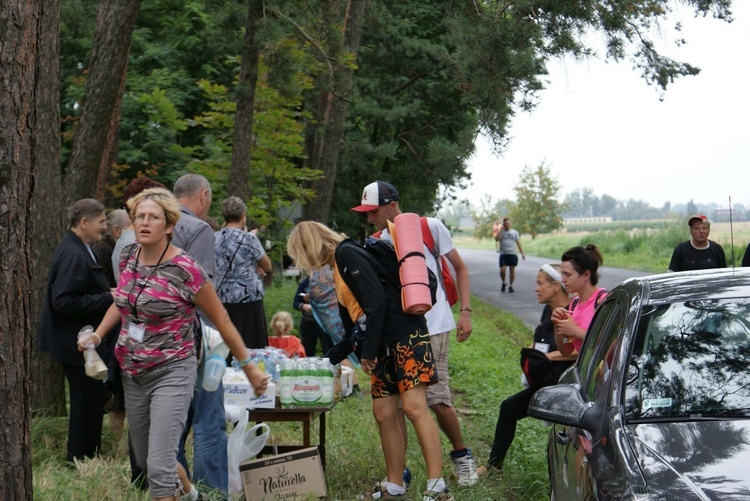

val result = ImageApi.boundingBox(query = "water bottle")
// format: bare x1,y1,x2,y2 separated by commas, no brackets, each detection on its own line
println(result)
320,358,334,405
279,359,293,407
202,342,230,392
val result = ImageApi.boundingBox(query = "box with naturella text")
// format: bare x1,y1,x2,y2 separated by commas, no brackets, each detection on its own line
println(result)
240,447,326,499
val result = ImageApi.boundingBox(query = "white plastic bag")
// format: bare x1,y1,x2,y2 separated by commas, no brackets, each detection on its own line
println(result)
227,410,270,496
78,325,108,380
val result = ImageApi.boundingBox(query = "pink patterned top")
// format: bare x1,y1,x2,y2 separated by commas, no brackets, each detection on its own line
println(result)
114,243,208,377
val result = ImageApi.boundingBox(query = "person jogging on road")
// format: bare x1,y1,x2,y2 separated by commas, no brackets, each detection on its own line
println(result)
496,217,525,292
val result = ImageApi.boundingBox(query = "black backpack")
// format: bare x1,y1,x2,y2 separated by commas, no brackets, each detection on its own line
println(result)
364,237,438,306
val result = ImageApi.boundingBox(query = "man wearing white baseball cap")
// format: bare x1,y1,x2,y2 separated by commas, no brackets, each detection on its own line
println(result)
351,180,401,212
352,180,479,490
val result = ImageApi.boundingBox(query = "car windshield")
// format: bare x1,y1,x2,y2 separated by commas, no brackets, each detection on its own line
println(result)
626,299,750,420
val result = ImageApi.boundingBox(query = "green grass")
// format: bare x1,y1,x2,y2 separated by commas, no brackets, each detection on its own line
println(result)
32,280,549,500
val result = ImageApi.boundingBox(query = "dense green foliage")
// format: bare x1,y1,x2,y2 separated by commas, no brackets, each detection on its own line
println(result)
332,1,481,236
58,0,735,237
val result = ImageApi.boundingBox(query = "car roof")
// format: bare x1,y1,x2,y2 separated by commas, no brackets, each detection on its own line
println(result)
613,267,750,306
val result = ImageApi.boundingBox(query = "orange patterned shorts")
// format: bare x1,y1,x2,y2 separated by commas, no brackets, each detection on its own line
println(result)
370,329,437,398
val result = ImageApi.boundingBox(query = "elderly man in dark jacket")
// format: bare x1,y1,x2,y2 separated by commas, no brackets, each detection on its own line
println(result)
38,198,114,463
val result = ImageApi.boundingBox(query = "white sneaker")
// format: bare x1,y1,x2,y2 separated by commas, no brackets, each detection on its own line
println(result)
374,468,411,493
451,449,479,487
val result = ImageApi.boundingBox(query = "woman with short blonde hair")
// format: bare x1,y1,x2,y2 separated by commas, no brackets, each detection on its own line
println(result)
125,188,182,241
79,187,268,501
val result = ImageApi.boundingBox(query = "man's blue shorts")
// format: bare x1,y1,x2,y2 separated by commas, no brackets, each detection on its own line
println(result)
499,254,519,267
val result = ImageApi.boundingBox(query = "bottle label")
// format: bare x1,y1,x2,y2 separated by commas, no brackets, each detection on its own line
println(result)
291,376,322,404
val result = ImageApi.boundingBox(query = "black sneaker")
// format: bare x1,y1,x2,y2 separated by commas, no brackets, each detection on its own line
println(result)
509,286,515,293
501,283,506,292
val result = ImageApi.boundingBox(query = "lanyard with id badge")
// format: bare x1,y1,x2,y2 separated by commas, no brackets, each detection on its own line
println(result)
127,242,169,342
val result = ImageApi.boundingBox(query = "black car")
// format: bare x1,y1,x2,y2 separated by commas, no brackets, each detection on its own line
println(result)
528,268,750,500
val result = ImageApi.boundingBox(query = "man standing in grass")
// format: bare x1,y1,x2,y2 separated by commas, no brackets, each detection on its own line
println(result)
38,199,113,464
496,217,525,292
351,180,479,488
668,214,727,272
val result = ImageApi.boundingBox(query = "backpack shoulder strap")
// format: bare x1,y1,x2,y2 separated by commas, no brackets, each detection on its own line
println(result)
595,288,607,307
420,217,439,258
569,297,580,311
570,289,606,312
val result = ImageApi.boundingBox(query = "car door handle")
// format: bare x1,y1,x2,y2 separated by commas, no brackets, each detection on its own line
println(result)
556,431,570,446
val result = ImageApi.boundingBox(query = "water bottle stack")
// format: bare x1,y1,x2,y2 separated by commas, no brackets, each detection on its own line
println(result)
278,357,336,408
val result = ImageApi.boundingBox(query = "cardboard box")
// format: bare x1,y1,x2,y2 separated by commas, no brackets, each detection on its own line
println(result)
224,380,276,410
240,447,326,500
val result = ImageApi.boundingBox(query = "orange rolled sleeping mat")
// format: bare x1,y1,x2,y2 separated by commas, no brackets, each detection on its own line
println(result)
390,213,433,315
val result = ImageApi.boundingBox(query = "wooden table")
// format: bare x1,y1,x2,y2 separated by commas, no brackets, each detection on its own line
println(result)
248,401,337,468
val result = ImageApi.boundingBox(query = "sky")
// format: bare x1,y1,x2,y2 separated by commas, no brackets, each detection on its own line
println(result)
461,3,750,210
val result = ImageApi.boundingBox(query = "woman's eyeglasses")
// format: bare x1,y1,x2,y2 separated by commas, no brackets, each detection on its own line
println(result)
133,214,166,224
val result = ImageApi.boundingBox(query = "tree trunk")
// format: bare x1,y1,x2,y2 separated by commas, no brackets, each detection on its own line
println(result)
96,72,127,203
0,1,40,497
65,0,142,202
228,0,264,202
30,0,67,416
302,0,366,224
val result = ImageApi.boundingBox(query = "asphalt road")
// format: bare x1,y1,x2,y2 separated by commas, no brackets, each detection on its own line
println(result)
458,248,652,328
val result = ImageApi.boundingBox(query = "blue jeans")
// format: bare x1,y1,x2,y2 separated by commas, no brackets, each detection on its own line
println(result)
178,381,228,494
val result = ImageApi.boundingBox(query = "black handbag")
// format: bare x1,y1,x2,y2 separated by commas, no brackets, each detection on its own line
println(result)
520,347,557,389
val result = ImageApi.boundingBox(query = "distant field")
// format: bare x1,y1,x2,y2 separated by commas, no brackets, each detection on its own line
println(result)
705,221,750,244
454,221,750,273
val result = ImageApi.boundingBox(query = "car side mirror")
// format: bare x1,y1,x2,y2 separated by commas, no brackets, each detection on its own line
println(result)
528,384,603,433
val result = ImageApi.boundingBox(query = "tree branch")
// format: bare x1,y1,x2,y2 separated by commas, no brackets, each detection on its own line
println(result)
268,7,335,79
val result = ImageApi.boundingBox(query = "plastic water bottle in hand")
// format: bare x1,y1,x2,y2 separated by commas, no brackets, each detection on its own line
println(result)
202,342,230,392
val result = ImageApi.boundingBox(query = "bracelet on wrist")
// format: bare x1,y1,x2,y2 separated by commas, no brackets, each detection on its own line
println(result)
460,307,472,313
92,332,102,346
239,357,253,368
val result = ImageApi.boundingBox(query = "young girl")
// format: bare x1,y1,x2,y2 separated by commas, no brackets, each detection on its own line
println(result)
268,311,306,358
